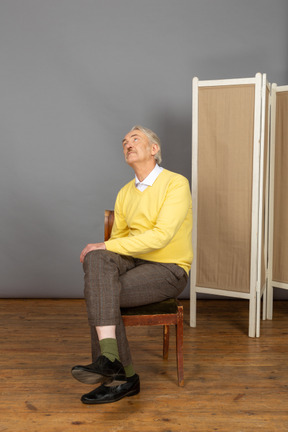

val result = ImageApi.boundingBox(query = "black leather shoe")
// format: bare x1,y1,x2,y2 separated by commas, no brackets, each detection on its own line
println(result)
81,374,140,404
71,355,126,385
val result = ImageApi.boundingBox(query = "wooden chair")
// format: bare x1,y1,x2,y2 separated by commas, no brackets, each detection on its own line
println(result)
104,210,184,386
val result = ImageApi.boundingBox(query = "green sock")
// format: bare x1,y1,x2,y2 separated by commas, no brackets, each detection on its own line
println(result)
99,338,120,362
124,364,136,378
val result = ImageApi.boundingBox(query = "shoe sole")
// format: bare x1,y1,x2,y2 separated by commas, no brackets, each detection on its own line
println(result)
72,368,107,384
71,368,127,386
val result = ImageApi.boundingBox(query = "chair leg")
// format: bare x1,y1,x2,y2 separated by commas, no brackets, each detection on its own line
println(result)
163,325,169,360
176,310,184,386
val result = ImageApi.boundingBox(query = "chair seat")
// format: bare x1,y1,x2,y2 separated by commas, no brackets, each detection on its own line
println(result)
121,299,179,316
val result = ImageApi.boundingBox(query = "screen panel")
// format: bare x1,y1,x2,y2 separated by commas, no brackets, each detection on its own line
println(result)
196,84,255,293
273,91,288,283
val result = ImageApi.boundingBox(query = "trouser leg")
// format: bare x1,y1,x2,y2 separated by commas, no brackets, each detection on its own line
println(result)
83,250,135,327
119,260,188,307
84,250,136,366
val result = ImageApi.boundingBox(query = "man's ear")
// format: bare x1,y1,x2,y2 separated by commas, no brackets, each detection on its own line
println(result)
151,143,159,156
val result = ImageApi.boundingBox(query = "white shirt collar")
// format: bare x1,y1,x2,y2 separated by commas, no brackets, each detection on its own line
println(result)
135,164,163,191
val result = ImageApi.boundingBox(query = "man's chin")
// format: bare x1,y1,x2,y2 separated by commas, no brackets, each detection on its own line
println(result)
125,154,137,162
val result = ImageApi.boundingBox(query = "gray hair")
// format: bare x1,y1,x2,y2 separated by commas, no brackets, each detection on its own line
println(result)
130,125,162,165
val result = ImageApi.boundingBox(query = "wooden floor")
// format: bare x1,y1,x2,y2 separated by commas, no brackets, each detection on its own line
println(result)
1,299,288,432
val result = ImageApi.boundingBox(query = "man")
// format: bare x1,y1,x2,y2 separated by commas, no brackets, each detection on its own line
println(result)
71,125,193,404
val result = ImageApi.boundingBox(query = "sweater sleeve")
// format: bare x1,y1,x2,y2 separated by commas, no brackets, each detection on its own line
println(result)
105,176,191,256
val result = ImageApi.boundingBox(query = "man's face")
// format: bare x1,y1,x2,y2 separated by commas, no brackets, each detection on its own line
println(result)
122,130,158,166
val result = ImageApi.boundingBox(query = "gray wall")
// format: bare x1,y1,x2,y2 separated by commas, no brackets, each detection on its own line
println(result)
0,0,287,298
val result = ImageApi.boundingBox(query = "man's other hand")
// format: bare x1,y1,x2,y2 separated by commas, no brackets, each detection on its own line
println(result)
80,243,106,263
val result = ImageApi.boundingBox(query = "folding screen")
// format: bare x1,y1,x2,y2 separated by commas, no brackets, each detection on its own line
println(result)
267,85,288,319
190,74,270,337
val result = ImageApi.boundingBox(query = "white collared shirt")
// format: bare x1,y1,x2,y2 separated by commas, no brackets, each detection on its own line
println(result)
135,164,163,192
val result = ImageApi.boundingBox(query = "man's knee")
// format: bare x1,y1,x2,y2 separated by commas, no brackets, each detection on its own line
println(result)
83,249,134,277
85,249,107,261
83,249,108,272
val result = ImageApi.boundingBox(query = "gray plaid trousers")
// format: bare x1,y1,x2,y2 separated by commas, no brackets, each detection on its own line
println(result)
83,250,188,367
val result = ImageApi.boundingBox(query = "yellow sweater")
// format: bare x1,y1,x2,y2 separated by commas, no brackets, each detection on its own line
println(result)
105,169,193,274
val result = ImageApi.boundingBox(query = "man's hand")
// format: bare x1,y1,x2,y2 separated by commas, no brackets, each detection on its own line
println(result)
80,243,106,263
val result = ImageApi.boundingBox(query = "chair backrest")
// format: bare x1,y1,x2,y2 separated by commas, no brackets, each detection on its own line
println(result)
104,210,115,241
